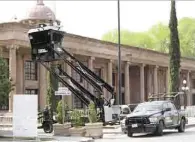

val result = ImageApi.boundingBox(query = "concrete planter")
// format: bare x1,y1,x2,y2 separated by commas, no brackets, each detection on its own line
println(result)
53,123,71,136
85,122,103,139
69,127,86,137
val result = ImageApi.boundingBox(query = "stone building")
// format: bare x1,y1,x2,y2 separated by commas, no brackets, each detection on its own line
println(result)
0,0,195,112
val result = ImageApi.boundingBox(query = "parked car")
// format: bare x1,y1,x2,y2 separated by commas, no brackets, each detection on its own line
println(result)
121,116,127,133
128,104,138,112
125,100,187,137
120,105,131,120
120,105,131,133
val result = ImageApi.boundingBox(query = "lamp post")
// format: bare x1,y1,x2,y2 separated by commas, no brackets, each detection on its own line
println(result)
117,0,122,105
181,80,189,109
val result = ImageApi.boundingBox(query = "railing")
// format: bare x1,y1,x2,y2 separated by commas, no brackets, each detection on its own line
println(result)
0,116,12,129
148,92,185,109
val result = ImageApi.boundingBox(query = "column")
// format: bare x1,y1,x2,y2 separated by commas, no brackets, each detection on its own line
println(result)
166,67,169,93
65,57,73,108
107,60,113,99
16,54,24,94
8,45,17,112
154,65,158,95
187,71,191,106
140,64,145,102
102,67,107,99
39,64,47,110
147,66,152,98
125,61,130,104
88,57,95,93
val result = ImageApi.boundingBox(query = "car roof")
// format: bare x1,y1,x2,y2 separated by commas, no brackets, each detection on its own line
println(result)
139,100,171,105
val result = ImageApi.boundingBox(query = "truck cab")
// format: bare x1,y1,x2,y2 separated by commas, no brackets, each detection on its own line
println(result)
125,100,187,137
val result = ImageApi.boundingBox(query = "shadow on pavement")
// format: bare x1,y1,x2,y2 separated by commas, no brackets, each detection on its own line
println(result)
132,130,195,138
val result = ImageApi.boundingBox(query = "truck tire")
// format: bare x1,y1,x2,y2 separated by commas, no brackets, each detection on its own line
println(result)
127,127,133,137
178,118,185,133
155,120,163,136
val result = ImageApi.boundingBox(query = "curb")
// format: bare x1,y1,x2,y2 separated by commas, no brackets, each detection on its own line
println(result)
186,124,195,129
103,126,120,129
103,124,195,135
80,140,95,142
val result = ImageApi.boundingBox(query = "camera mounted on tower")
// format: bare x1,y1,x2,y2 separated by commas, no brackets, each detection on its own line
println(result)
28,24,65,62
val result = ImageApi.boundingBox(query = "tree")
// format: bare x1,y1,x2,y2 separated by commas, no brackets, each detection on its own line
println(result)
101,18,195,57
178,17,195,57
46,64,59,112
0,57,13,109
147,23,170,53
101,29,154,50
169,0,181,109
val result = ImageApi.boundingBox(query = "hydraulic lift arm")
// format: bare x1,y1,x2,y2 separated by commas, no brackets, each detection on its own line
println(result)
39,61,90,106
57,65,109,105
50,45,114,105
28,25,115,106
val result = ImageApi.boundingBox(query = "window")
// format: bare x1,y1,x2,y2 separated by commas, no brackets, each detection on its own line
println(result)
112,73,115,86
72,67,83,83
122,73,125,87
162,103,168,110
94,68,101,77
168,103,176,110
122,93,125,104
122,107,130,114
74,97,84,109
25,61,38,80
25,89,38,95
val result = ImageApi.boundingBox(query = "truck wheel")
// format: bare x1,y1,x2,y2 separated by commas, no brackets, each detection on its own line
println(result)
178,118,185,133
155,121,163,136
127,127,133,137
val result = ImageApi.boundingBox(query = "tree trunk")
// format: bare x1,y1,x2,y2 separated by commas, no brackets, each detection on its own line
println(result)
168,0,181,109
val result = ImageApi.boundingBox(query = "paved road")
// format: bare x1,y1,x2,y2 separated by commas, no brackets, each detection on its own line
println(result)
95,127,195,142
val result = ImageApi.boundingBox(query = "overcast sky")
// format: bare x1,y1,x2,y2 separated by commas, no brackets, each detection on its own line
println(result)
0,1,195,39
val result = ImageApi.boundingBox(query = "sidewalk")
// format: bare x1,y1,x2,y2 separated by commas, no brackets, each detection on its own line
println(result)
0,129,94,142
0,117,195,142
186,117,195,128
103,117,195,134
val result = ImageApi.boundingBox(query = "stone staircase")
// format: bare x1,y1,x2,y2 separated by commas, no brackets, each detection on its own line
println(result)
0,112,13,129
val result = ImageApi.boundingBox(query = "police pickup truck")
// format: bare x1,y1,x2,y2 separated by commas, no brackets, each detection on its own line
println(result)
125,101,187,137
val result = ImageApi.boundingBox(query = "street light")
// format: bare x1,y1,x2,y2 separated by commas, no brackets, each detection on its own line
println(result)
117,0,122,105
181,79,189,109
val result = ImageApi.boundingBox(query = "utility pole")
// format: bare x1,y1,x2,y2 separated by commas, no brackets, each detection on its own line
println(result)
117,0,122,105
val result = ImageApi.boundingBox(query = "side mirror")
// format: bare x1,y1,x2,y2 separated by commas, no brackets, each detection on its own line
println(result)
165,108,171,111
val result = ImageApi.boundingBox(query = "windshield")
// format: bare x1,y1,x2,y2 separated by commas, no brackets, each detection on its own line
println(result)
133,103,162,112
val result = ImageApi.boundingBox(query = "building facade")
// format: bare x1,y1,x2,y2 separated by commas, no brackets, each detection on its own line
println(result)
0,1,195,112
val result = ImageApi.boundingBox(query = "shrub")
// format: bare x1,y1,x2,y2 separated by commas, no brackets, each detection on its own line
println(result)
70,109,84,127
56,100,69,124
88,102,98,123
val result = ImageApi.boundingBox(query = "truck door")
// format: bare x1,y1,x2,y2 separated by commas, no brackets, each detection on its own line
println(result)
163,103,173,127
168,102,179,125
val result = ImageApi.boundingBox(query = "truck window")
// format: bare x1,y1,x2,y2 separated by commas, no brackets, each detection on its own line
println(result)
162,103,168,110
122,107,130,114
167,102,176,110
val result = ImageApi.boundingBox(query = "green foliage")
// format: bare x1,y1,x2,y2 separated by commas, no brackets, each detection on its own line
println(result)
88,102,98,123
168,0,181,94
46,71,53,106
46,64,59,112
0,57,14,109
70,109,84,127
101,17,195,57
56,100,69,124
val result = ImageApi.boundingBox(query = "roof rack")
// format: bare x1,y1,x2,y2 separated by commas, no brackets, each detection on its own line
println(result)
148,92,184,102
